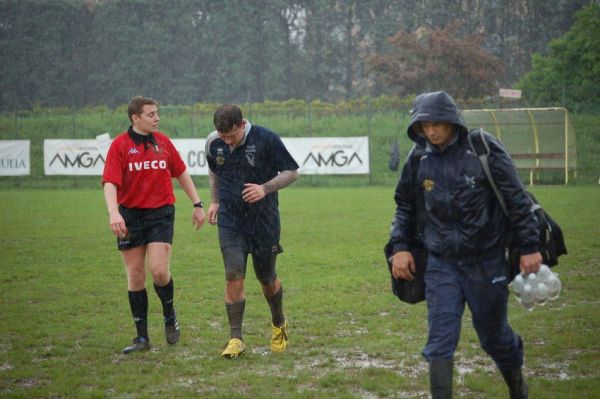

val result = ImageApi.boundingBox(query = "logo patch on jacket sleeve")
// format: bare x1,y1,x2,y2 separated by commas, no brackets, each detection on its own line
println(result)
464,175,476,188
422,179,435,192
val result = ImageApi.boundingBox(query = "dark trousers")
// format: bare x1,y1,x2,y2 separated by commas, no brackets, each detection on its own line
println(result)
422,250,523,372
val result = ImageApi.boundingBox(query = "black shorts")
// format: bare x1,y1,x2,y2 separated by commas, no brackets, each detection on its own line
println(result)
116,205,175,250
218,226,283,285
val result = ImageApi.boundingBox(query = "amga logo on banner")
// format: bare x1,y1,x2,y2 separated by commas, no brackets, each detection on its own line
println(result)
303,145,364,168
44,140,108,175
283,137,369,175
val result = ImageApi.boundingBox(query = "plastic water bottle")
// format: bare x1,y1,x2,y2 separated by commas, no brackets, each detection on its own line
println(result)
537,265,552,282
511,265,562,311
511,274,525,299
520,283,535,311
533,282,548,305
525,272,537,286
546,273,562,300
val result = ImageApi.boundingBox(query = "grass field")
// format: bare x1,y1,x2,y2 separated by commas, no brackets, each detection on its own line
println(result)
1,186,599,398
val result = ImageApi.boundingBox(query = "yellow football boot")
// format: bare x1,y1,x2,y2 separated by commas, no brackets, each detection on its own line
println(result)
270,321,288,352
221,338,245,359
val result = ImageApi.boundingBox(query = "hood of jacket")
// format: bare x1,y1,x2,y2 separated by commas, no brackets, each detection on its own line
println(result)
407,91,468,146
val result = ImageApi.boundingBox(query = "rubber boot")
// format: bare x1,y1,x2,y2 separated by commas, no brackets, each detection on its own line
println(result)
429,358,453,399
501,368,528,399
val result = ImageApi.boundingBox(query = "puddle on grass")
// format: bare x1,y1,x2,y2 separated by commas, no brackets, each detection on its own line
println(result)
0,342,11,354
176,377,197,388
0,363,12,371
454,352,578,382
353,387,380,399
334,327,369,337
293,348,428,378
332,351,396,370
251,346,270,356
19,378,43,388
195,385,218,395
455,354,497,376
533,361,572,380
206,320,220,329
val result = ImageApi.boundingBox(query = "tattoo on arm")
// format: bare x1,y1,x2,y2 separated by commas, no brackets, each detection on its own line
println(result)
262,170,298,194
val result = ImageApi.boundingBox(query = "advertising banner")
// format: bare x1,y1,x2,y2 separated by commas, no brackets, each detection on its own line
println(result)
0,140,30,176
283,137,369,174
42,136,369,176
172,137,370,175
171,139,208,175
44,139,110,175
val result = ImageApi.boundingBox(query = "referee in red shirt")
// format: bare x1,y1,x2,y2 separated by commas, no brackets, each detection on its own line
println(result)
102,96,206,354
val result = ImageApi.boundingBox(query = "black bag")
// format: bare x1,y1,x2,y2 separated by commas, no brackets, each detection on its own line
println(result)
384,242,427,304
385,144,428,304
506,192,567,280
468,129,567,280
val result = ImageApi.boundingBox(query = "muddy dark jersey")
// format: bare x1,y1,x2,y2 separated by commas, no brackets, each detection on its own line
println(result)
206,124,299,246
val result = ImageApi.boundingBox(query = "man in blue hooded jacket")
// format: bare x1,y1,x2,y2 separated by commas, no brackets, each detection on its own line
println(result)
389,91,542,398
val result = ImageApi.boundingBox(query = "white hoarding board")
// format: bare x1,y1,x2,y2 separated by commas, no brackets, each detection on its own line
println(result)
42,136,369,176
44,139,109,175
171,139,208,175
0,140,30,176
170,137,370,175
283,137,369,174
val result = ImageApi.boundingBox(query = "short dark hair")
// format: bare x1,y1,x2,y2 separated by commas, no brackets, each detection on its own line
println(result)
128,96,158,122
213,104,243,133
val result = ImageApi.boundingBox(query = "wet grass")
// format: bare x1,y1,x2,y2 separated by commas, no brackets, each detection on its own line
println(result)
0,186,599,398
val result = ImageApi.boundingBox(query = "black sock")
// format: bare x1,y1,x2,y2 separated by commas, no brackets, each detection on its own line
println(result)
225,300,245,340
154,278,175,322
265,287,284,327
128,289,148,339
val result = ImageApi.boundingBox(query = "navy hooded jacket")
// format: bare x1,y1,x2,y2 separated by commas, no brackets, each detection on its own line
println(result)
390,91,539,259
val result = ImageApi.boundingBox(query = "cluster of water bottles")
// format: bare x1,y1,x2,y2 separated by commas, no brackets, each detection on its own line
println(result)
510,264,562,311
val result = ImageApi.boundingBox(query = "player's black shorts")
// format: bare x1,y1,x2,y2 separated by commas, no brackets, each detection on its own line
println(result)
218,226,283,285
116,205,175,250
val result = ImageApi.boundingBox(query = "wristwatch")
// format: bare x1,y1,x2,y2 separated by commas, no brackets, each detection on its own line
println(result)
193,201,204,208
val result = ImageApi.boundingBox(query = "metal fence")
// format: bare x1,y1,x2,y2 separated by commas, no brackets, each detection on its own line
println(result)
0,101,582,188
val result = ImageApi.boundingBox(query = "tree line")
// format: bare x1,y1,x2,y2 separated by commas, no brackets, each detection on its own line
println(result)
0,0,594,111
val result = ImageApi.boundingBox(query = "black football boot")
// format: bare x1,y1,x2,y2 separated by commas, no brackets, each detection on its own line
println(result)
123,336,151,354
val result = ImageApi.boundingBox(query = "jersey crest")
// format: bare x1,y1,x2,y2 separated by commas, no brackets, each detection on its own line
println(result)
422,179,435,192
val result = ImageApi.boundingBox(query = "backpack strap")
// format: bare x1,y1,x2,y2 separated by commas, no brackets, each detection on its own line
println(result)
468,128,509,216
410,144,426,242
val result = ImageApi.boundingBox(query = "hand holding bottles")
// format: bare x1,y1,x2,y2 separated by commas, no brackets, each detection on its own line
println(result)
510,265,561,311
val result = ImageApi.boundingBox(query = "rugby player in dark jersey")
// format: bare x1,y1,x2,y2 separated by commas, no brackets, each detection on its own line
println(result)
206,104,299,358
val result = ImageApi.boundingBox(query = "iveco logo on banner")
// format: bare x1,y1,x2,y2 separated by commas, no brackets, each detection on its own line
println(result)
44,139,110,175
282,137,369,174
